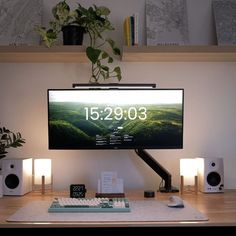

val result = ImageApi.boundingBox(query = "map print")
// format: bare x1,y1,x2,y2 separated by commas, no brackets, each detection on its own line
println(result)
213,0,236,45
146,0,189,45
0,0,42,45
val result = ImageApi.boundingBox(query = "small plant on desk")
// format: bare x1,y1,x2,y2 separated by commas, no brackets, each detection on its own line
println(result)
0,126,25,159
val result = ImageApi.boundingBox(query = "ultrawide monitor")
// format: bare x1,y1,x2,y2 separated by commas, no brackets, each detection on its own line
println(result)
47,88,184,150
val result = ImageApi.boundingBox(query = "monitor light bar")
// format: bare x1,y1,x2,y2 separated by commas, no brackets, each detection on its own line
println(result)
72,83,156,89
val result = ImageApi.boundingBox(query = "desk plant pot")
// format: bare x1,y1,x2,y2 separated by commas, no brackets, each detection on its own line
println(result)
62,25,84,45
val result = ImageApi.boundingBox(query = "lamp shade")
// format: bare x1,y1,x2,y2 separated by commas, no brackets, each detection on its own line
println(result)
34,159,52,185
180,158,197,185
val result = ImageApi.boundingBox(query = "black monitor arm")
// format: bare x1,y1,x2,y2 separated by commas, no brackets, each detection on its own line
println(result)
134,149,179,192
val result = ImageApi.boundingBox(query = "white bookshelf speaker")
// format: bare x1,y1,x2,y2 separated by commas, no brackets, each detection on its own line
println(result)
196,157,224,193
2,158,32,196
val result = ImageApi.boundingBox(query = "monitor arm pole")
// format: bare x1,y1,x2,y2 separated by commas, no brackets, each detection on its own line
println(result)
134,149,179,192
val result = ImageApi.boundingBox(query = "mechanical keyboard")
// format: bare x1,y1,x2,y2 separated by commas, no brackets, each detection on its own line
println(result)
48,197,131,213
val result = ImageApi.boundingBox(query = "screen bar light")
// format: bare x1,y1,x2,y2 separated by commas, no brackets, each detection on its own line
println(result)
72,83,156,89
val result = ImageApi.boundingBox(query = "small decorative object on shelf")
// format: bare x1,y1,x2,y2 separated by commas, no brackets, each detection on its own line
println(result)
0,126,25,159
35,0,122,83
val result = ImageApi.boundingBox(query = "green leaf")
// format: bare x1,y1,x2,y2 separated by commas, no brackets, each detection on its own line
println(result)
106,38,115,48
108,57,113,63
18,139,26,144
1,134,8,140
97,6,110,16
117,74,122,81
86,46,101,64
101,52,109,59
101,65,109,71
114,66,121,74
113,47,121,56
100,71,106,80
46,29,57,39
3,127,10,133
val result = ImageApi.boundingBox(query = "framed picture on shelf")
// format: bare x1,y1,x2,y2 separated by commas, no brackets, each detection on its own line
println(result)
145,0,189,46
213,0,236,45
0,0,42,46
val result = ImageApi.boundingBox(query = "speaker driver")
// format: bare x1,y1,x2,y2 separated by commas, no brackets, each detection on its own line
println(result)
207,172,221,187
5,174,20,189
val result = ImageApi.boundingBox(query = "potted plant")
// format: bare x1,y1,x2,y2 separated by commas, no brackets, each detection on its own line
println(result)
35,0,85,47
36,0,121,83
0,127,25,159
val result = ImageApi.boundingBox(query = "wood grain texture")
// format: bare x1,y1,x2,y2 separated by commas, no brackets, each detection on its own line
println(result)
122,46,236,62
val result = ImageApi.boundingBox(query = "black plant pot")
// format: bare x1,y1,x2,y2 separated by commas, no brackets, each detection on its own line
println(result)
62,25,85,45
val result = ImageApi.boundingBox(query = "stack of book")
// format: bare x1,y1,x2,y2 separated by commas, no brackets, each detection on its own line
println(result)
123,13,139,46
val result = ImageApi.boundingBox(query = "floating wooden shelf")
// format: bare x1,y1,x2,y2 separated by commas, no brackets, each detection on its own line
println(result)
0,45,88,63
122,45,236,62
1,45,236,63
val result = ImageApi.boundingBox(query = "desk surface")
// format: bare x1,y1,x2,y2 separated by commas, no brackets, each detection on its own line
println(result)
0,190,236,228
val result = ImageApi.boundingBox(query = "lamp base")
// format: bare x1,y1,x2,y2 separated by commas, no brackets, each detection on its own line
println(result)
180,175,198,194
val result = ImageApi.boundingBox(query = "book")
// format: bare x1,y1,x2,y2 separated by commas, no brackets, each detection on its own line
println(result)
213,0,236,45
123,16,131,46
145,0,189,46
123,13,139,46
133,13,139,45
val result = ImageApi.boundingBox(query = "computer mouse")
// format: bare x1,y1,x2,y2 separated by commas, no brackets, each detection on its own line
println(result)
167,195,184,208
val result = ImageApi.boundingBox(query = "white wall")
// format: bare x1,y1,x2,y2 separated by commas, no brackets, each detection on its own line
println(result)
1,0,236,191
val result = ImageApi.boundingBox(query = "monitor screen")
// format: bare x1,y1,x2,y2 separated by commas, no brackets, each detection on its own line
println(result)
47,88,184,150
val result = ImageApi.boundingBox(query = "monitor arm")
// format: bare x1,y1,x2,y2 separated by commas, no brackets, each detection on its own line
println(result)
134,149,179,192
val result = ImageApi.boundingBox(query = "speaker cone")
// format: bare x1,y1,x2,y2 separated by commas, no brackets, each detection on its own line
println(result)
207,171,221,187
5,174,20,189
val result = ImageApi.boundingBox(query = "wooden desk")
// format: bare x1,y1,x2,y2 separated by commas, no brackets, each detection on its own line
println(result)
0,190,236,233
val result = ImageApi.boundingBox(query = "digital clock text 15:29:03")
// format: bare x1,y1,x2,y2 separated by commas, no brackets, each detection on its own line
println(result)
84,107,147,121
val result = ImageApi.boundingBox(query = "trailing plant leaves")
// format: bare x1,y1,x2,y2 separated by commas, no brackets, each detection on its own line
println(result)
35,1,122,83
86,47,101,64
114,66,122,81
114,66,121,74
101,52,109,59
106,38,115,48
108,57,113,63
52,0,70,23
113,47,121,56
101,65,109,71
97,6,110,16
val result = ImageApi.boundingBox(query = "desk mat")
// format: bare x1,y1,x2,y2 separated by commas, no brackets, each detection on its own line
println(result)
7,200,208,222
